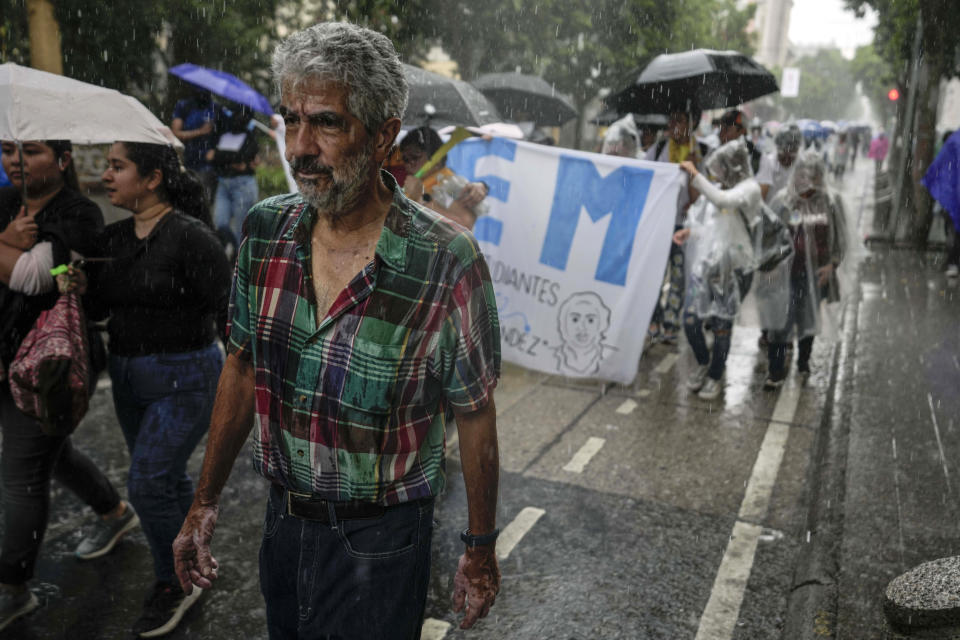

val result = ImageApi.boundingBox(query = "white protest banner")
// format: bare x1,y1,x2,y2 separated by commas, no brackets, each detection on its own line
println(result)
447,138,685,384
781,67,801,98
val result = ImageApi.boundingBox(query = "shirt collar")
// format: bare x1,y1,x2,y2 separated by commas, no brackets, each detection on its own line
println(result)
288,169,410,273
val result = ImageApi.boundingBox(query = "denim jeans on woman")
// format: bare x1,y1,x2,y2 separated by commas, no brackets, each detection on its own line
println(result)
0,385,120,584
108,343,223,584
213,174,258,247
259,484,435,640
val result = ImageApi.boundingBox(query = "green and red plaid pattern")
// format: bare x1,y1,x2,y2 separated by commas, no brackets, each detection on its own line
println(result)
227,174,500,505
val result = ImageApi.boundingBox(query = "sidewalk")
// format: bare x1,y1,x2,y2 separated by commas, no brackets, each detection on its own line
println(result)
784,161,960,639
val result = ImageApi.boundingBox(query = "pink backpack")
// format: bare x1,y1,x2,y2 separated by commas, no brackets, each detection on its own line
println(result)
8,292,90,436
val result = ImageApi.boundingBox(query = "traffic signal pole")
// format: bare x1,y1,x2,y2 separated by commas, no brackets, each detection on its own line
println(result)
890,10,922,241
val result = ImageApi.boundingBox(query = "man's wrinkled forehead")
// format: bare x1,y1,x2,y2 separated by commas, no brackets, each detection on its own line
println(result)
280,75,350,110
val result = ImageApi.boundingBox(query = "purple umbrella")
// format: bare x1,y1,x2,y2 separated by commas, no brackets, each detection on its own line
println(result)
169,63,273,115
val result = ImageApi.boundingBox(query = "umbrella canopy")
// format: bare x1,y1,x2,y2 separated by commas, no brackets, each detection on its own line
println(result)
605,49,778,114
796,119,827,140
169,63,273,116
0,63,180,147
402,64,501,129
472,73,577,127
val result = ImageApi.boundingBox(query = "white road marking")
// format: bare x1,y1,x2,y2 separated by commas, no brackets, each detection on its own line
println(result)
446,428,459,458
96,377,112,390
697,380,801,639
694,521,763,640
420,618,451,640
562,437,606,473
638,389,651,398
927,393,950,487
653,353,679,375
615,399,638,414
497,507,545,560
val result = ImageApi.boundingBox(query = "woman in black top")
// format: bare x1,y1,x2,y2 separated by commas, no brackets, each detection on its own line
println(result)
94,141,231,638
0,139,133,631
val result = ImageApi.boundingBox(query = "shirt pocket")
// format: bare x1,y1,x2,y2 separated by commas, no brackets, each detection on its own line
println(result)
339,339,406,420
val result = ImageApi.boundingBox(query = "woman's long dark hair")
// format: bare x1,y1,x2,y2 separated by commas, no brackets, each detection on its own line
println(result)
119,142,211,226
45,140,80,192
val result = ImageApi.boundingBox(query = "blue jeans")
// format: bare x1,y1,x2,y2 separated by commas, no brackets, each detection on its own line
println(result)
213,174,258,246
109,343,223,583
260,484,435,640
683,311,734,382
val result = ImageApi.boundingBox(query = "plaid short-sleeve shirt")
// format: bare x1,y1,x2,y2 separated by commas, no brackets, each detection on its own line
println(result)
228,172,500,505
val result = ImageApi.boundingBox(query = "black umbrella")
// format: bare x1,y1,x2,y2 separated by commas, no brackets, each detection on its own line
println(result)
402,64,501,129
472,73,578,127
606,49,778,115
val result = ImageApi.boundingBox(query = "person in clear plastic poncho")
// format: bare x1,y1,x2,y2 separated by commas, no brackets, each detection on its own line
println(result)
759,150,847,387
674,138,761,399
601,114,641,158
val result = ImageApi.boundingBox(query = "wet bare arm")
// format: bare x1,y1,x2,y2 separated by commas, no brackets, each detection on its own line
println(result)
452,395,501,629
173,352,256,594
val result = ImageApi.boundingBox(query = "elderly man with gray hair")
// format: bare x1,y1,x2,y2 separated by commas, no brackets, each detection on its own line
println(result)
172,22,502,639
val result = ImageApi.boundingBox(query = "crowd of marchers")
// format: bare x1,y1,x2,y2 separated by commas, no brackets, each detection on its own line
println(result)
2,18,960,640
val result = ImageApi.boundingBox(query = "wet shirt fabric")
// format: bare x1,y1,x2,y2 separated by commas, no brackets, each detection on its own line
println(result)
90,210,231,356
0,187,104,367
227,172,500,505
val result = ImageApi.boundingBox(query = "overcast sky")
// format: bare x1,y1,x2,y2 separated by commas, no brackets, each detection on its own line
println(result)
788,0,878,56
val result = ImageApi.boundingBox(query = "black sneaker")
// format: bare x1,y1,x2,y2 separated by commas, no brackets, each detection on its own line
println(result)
0,587,39,632
133,581,202,638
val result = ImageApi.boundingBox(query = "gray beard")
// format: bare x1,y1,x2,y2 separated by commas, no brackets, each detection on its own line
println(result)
296,142,375,219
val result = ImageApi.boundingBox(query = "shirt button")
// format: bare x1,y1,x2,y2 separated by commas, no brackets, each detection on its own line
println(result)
297,449,304,457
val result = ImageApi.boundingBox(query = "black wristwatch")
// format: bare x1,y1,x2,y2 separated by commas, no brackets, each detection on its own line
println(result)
460,527,500,548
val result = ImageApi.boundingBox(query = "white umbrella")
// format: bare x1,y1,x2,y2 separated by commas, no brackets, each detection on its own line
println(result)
0,62,180,147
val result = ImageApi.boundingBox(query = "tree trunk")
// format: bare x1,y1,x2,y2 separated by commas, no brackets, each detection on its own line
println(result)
26,0,63,74
907,56,939,246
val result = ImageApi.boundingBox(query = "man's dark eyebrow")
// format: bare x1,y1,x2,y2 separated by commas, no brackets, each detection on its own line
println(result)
305,111,347,128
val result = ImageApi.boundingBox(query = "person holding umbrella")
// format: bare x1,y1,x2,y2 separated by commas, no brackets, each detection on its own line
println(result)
205,104,260,250
0,139,136,632
644,108,707,346
171,87,220,202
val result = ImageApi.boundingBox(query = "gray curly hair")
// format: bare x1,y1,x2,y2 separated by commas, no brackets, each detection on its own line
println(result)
271,22,408,133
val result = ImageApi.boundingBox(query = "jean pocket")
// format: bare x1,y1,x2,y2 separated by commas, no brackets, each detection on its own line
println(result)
336,508,418,560
263,497,282,540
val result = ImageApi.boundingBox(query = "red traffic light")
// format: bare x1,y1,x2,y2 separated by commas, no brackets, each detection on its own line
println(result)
888,88,900,101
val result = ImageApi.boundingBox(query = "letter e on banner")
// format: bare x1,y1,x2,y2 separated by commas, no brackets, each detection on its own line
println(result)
539,157,653,286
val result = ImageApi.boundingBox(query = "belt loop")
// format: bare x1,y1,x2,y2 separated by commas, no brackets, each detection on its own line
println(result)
284,486,292,517
326,502,338,529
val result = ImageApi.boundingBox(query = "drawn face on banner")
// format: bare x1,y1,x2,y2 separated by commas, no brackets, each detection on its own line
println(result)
558,292,610,350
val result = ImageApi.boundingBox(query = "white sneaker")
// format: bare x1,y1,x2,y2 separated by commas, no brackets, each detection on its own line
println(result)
698,377,723,400
947,264,959,278
686,364,710,391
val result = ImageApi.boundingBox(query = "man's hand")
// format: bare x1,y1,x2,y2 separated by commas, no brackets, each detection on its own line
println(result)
679,160,699,177
56,265,87,295
173,504,220,595
452,545,501,629
205,149,216,162
456,182,488,209
0,207,38,250
816,263,834,287
673,228,691,246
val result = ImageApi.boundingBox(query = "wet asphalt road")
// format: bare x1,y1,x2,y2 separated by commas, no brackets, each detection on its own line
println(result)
4,160,960,639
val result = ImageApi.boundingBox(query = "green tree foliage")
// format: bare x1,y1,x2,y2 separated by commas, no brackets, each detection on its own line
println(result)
850,43,895,124
777,49,858,121
1,0,279,116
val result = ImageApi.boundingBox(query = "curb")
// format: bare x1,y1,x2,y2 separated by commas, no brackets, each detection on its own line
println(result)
780,265,861,639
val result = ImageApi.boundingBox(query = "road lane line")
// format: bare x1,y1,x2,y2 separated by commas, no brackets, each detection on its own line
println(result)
694,521,763,640
697,381,801,639
653,353,679,375
615,399,638,414
420,618,451,640
497,507,545,560
927,393,950,488
445,428,459,459
638,389,651,398
562,437,606,473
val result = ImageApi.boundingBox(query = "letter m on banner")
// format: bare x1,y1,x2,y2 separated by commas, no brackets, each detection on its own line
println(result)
540,157,654,286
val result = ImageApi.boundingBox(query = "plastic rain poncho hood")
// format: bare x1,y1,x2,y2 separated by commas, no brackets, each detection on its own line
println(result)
683,138,762,319
758,150,848,339
601,115,640,158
